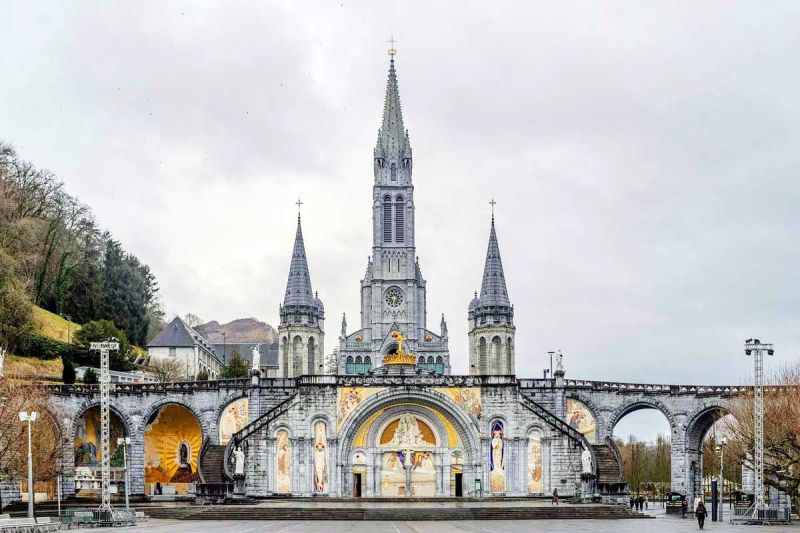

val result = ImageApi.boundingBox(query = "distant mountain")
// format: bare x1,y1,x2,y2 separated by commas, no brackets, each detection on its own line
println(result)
196,318,277,343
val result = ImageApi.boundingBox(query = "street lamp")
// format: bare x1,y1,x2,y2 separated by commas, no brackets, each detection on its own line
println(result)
117,436,131,512
716,435,728,521
18,411,38,518
217,331,227,365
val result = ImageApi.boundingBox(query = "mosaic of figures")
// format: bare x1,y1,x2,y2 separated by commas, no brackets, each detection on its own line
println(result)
144,404,201,495
219,398,248,445
565,398,597,443
275,429,292,493
433,387,481,417
74,407,126,467
313,420,328,494
489,420,505,493
527,432,543,494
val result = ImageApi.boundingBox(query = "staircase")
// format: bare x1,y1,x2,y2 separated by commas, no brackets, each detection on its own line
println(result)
199,443,227,484
592,443,622,484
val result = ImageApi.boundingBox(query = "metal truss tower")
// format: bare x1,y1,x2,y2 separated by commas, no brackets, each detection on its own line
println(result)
744,338,773,517
90,340,119,513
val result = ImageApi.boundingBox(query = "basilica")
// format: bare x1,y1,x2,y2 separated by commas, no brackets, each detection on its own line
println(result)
49,54,733,508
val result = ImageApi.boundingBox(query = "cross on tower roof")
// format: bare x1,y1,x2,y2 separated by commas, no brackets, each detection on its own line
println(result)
295,197,303,221
387,36,397,58
489,198,497,222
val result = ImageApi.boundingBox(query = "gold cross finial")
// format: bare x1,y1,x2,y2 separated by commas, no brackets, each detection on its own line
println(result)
489,198,497,221
296,197,303,220
387,36,397,58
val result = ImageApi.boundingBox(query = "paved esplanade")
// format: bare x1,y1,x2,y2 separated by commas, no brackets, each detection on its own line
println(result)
72,515,800,533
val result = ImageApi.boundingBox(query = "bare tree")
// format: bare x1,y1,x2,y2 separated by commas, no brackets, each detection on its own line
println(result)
183,313,203,329
150,357,184,384
723,360,800,510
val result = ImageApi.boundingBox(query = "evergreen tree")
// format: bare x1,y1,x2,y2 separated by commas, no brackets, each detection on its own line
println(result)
74,319,132,370
83,367,98,384
62,355,76,384
220,350,249,379
196,369,209,381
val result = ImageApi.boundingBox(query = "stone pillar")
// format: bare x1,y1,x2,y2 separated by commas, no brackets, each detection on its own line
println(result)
670,426,688,498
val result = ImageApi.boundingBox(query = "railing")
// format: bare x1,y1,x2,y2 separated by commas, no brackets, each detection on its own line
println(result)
605,436,625,483
561,379,748,396
47,377,299,395
518,396,586,447
197,436,210,485
232,393,297,446
730,505,791,524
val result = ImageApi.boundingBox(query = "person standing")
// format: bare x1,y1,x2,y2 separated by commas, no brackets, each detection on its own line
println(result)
696,501,708,529
551,488,559,505
681,499,688,518
630,496,635,510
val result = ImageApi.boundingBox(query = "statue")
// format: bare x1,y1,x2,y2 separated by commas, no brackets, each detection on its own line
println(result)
555,350,564,374
233,446,246,477
0,346,5,378
581,447,593,475
179,442,190,468
391,330,406,355
251,344,261,372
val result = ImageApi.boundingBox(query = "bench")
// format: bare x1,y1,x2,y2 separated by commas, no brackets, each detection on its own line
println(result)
0,517,37,533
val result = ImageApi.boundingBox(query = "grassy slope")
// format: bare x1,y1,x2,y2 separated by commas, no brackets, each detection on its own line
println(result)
32,306,81,343
5,354,63,381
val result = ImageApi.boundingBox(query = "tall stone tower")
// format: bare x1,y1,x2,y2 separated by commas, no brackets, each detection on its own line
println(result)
338,56,451,374
468,214,515,375
278,214,325,377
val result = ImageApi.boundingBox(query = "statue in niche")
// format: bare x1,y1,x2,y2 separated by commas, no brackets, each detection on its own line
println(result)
169,441,195,483
313,421,328,493
179,442,189,468
489,421,505,493
389,414,425,448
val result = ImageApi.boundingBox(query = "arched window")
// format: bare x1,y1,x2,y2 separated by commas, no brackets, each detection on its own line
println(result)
479,337,487,374
346,356,354,374
390,163,397,181
383,195,392,242
281,336,289,377
292,336,303,377
418,356,425,369
435,355,444,374
364,356,372,372
492,336,502,363
427,356,434,365
307,337,316,375
506,337,513,374
395,195,404,243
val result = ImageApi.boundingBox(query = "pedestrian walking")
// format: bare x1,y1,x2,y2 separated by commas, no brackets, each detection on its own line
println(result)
696,501,708,529
638,495,644,511
680,499,688,518
551,488,559,505
630,496,635,510
644,495,649,509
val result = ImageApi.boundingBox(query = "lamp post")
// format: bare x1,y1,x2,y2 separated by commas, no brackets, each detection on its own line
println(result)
716,435,728,521
117,437,131,512
217,331,227,365
18,411,38,518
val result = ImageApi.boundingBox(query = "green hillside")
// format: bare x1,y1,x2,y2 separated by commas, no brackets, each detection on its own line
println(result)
32,306,82,343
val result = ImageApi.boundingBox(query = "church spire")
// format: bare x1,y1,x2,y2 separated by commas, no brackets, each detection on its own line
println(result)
282,214,316,308
374,55,412,184
478,216,510,307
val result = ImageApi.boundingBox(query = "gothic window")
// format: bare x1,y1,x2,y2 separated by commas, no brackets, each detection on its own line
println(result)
390,163,397,181
292,336,303,377
383,195,392,242
364,356,372,372
307,337,316,375
435,355,444,374
492,336,502,363
281,337,289,377
418,356,425,368
506,337,513,373
479,337,487,374
346,356,354,374
395,196,404,243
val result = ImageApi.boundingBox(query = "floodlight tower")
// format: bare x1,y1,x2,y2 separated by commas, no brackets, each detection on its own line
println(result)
90,340,119,513
744,338,773,517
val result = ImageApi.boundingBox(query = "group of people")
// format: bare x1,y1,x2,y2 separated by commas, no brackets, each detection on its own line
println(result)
629,494,649,511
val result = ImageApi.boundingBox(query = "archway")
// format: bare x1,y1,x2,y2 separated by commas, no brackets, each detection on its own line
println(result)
609,400,675,503
73,406,129,498
684,405,736,507
143,403,203,495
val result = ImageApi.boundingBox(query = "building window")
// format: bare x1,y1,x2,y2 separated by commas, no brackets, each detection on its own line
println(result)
395,196,404,242
169,347,176,357
383,195,392,242
346,356,354,374
390,163,397,181
435,356,444,374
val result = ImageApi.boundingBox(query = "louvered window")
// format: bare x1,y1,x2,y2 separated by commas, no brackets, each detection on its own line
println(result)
395,196,404,242
391,163,397,181
383,195,392,242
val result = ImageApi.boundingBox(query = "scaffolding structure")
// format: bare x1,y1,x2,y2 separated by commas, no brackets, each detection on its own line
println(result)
90,340,119,512
744,338,773,520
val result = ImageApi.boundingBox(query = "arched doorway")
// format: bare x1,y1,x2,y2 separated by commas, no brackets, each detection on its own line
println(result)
685,406,737,508
73,406,128,498
144,403,202,495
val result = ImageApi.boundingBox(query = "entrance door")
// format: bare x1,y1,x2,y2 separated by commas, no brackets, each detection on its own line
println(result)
353,473,362,497
455,473,463,497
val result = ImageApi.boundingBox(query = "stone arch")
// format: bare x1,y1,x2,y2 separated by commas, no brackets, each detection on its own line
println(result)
368,406,445,449
337,387,481,466
683,402,734,504
67,399,135,445
605,397,678,439
139,397,207,438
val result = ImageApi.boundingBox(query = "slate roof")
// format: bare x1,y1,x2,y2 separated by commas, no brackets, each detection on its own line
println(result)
148,316,222,364
477,217,511,307
283,216,316,308
376,58,410,158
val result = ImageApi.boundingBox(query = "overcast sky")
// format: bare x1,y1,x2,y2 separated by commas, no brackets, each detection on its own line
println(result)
2,1,799,441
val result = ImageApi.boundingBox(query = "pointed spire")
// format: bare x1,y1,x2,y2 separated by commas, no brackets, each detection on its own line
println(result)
283,215,315,307
478,216,510,307
341,313,347,337
374,56,412,183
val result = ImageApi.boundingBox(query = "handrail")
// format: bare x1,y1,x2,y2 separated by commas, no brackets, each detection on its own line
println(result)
232,393,297,446
518,396,585,446
605,435,625,483
197,436,210,485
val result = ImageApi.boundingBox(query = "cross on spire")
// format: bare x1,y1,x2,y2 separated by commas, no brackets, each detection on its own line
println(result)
387,35,397,58
295,197,303,221
489,198,497,222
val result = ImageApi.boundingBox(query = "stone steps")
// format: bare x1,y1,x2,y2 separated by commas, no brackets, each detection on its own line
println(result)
200,445,227,483
592,444,622,484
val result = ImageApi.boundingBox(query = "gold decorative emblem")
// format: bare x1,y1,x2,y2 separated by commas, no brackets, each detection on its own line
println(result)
355,334,363,342
384,330,416,365
425,334,433,342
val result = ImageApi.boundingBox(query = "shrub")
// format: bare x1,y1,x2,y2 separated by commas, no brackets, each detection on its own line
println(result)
83,367,98,384
16,332,79,361
62,356,76,384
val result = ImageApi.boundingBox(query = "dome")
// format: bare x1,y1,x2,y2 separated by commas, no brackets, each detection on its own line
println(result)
314,292,324,312
469,292,480,311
